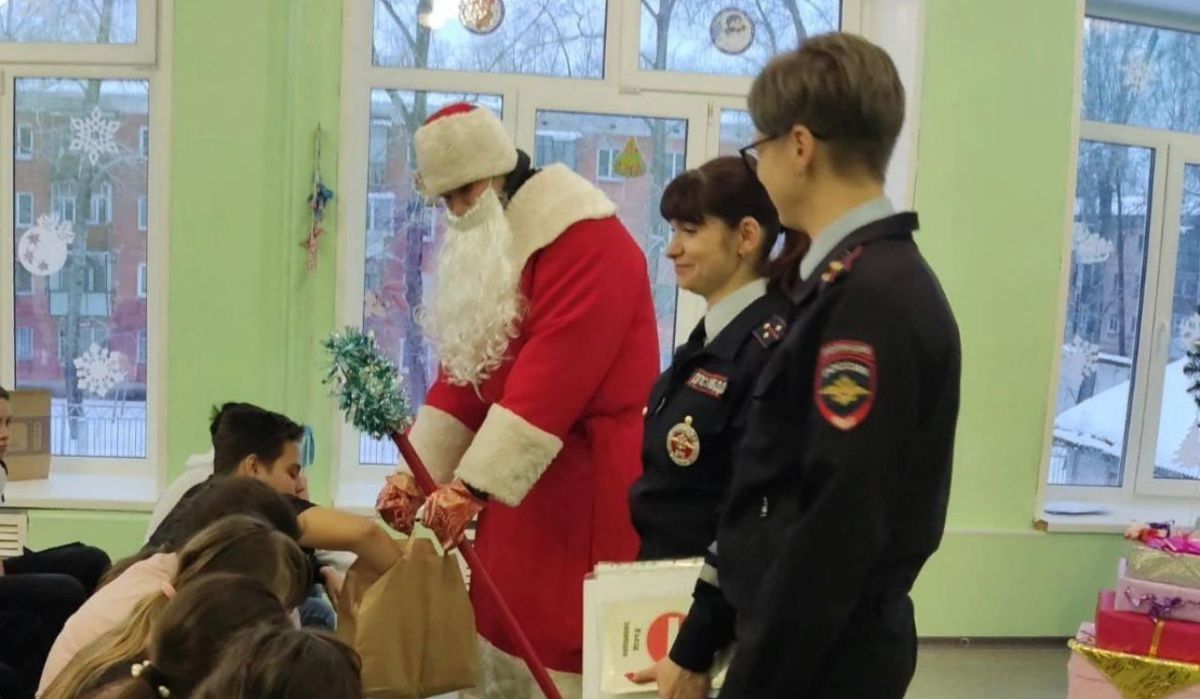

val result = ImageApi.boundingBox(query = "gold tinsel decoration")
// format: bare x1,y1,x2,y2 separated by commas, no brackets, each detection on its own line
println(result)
1070,640,1200,699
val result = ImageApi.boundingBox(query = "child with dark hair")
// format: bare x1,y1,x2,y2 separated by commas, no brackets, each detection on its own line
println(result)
146,402,399,629
143,402,262,539
192,626,362,699
0,386,112,698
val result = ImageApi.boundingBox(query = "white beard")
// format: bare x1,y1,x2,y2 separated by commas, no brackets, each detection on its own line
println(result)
420,188,524,387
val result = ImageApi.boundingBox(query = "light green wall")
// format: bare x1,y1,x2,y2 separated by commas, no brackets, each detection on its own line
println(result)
29,0,1124,637
907,0,1122,636
166,0,342,504
29,0,344,553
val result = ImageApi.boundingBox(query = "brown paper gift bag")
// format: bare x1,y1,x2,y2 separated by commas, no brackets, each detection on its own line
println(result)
337,537,478,698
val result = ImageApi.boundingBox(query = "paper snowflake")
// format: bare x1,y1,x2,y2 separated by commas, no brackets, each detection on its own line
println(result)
1074,231,1115,265
1174,424,1200,469
1123,58,1154,94
69,106,121,166
73,343,127,398
1067,336,1100,376
1061,335,1101,398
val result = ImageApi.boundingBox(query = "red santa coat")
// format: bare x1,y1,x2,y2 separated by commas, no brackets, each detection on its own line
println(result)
407,164,659,673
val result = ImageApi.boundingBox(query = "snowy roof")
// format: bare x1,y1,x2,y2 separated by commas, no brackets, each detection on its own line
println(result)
1055,358,1200,476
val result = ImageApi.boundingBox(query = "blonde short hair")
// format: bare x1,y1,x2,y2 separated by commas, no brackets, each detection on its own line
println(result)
748,32,904,181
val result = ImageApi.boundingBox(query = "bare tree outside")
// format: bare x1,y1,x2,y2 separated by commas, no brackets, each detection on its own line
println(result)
1051,16,1200,485
11,0,150,458
0,0,136,44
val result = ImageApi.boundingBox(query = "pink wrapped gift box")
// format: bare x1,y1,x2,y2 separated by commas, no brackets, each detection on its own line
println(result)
1117,559,1200,624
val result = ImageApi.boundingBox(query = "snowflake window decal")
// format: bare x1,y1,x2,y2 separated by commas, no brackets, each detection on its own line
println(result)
74,343,128,398
70,106,121,166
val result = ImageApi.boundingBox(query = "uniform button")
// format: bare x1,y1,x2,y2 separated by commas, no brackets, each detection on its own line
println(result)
641,406,648,417
760,497,770,518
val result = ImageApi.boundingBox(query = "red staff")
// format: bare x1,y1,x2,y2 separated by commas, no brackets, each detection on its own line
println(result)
325,329,562,699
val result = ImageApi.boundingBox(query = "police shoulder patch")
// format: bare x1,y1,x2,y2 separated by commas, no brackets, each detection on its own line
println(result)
754,315,787,348
814,340,876,431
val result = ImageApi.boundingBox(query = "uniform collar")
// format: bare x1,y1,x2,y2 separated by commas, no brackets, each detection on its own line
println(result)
799,196,895,281
789,212,921,306
693,290,789,362
704,279,767,346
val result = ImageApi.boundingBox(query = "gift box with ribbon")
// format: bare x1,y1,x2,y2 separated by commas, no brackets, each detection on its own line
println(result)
1096,590,1200,665
1117,559,1200,624
1128,547,1200,590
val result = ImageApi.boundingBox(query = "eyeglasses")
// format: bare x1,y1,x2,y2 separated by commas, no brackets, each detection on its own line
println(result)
739,127,829,173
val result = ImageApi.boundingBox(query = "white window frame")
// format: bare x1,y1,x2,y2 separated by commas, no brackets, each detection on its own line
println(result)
15,326,33,361
137,262,148,298
139,126,150,160
138,194,148,231
332,0,926,508
51,182,76,223
15,191,33,227
618,0,866,96
367,191,396,233
595,147,621,181
89,181,113,225
15,123,33,160
0,0,158,66
0,1,173,508
136,329,147,365
669,151,686,179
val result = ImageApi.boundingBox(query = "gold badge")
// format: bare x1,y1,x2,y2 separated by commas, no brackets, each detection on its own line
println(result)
667,416,700,467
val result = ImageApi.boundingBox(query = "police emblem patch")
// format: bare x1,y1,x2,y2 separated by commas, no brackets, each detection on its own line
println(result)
666,416,700,467
686,369,728,398
815,340,876,431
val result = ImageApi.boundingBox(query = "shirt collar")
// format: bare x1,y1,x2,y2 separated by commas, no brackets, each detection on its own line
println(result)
704,279,767,346
799,196,895,281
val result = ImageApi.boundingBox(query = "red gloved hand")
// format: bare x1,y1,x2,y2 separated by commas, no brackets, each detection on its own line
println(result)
376,472,426,535
420,479,486,550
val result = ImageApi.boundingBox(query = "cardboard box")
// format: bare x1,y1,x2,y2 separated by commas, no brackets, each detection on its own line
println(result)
5,390,51,481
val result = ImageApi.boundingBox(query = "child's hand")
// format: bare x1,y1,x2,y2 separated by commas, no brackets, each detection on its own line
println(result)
321,566,344,602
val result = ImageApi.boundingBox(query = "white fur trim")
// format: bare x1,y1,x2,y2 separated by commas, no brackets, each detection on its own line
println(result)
407,405,476,484
415,108,517,197
505,164,618,267
455,405,563,507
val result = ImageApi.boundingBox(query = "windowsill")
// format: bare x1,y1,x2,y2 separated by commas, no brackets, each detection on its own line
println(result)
1041,499,1200,533
4,472,157,512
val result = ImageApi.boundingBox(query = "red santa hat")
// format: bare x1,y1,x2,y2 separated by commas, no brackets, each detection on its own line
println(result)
413,103,517,198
